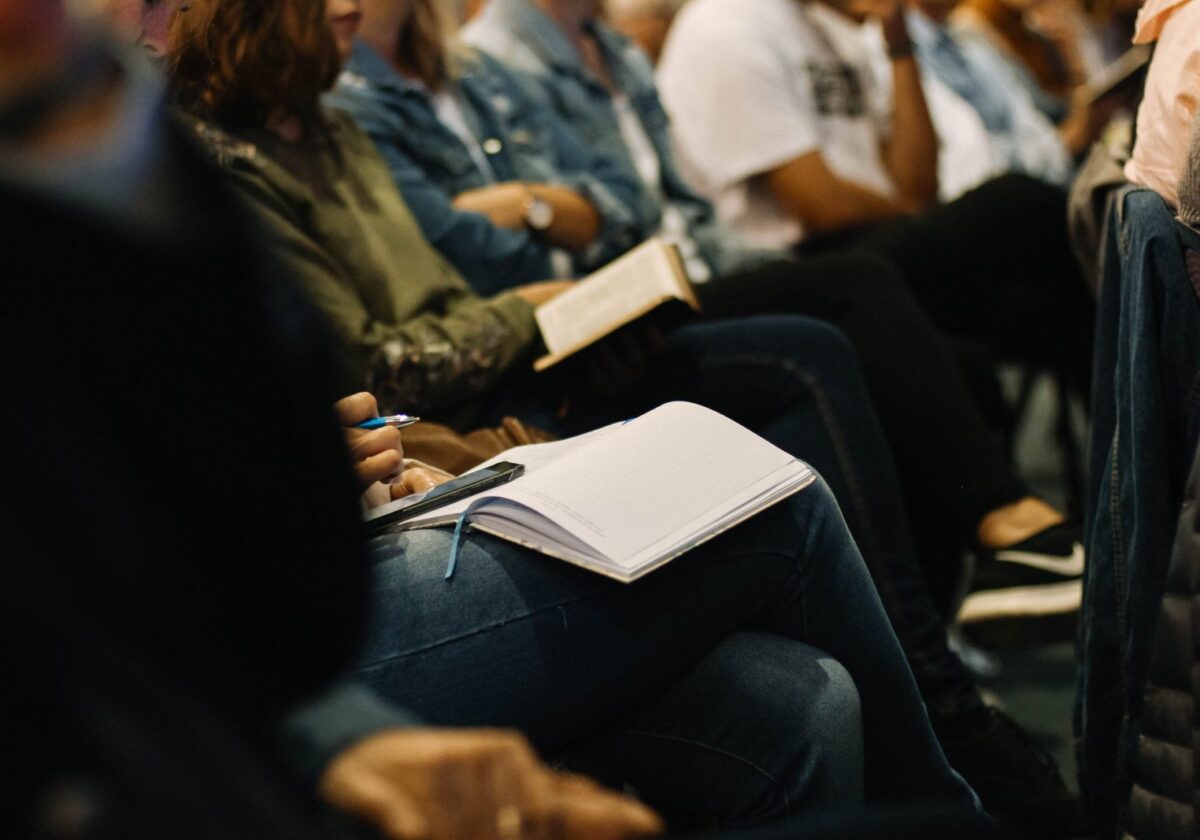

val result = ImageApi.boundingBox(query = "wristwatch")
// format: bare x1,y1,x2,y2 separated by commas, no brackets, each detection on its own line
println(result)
523,189,555,232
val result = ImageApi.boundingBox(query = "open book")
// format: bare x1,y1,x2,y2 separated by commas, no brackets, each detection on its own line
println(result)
533,237,701,371
397,402,815,582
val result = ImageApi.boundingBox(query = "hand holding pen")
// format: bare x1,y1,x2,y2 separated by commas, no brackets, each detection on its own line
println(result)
353,413,420,430
334,393,419,490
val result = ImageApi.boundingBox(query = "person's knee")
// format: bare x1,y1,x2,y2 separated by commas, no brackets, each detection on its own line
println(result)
763,316,861,380
802,655,863,792
711,635,864,819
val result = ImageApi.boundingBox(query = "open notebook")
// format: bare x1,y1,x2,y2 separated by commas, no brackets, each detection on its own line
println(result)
396,402,816,582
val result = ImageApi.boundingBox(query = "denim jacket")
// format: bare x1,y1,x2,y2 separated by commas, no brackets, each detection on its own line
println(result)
1078,188,1200,830
326,42,644,296
463,0,774,277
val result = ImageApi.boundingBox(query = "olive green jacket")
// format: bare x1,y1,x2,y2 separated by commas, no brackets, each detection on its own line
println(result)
189,110,538,419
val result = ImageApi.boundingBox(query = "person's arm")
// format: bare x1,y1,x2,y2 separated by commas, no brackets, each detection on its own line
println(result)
502,57,650,268
334,392,455,509
868,0,939,208
320,728,664,840
331,96,561,294
226,169,539,415
452,181,600,250
765,150,914,234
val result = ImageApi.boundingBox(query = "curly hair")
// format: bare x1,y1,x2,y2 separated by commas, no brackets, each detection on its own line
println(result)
168,0,341,130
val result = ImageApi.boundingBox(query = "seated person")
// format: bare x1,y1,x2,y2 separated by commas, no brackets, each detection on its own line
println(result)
165,0,1073,832
888,0,1112,196
330,2,652,294
951,0,1084,119
7,0,978,832
1121,0,1200,210
0,5,659,837
338,0,1084,626
652,0,1093,384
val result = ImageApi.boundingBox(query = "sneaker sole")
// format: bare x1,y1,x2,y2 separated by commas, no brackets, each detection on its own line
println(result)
959,579,1082,623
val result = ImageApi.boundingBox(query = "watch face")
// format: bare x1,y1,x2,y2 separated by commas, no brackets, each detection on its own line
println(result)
526,197,555,231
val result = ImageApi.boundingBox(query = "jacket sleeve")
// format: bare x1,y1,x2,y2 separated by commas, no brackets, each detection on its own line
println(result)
339,93,560,295
226,170,539,415
278,682,424,785
496,58,648,271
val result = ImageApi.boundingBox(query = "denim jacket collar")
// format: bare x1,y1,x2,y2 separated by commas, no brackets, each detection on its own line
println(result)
342,39,424,99
485,0,615,92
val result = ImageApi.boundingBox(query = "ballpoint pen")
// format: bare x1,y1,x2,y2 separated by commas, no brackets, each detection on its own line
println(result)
354,414,420,430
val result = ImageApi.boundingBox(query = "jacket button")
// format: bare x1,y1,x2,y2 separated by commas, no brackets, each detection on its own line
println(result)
483,138,503,154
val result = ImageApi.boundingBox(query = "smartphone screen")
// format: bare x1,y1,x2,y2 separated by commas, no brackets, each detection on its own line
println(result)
363,461,525,531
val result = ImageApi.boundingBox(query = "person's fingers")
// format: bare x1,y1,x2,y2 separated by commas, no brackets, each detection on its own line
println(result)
334,392,379,426
546,774,664,840
480,741,531,840
319,760,432,840
358,449,403,485
350,426,403,461
401,468,442,495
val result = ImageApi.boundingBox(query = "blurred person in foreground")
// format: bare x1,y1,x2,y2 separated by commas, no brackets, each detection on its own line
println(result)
0,2,658,837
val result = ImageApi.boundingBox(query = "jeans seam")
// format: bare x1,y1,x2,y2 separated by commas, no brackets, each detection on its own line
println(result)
602,728,792,814
1108,421,1128,698
351,591,601,670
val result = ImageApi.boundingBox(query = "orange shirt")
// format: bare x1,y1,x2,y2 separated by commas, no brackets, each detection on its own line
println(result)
1124,0,1200,208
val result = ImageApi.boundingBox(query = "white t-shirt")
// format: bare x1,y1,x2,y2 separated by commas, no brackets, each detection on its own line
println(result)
657,0,898,247
431,88,498,183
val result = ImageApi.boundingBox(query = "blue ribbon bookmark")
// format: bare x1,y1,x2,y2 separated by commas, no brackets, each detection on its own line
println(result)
445,498,489,579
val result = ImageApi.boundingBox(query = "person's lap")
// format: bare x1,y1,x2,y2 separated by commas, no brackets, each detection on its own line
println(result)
483,314,981,719
352,479,975,811
798,174,1093,373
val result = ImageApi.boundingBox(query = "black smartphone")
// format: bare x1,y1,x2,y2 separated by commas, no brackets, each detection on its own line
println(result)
363,461,525,532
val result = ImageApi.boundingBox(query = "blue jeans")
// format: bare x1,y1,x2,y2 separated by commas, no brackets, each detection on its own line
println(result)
489,316,982,719
1077,189,1200,828
354,479,977,825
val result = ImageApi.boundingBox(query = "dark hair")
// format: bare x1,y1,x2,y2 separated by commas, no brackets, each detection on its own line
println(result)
168,0,341,130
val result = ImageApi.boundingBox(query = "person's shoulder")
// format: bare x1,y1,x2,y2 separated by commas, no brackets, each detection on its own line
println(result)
464,48,522,88
671,0,795,50
324,107,383,155
183,116,263,170
460,11,518,57
461,9,548,77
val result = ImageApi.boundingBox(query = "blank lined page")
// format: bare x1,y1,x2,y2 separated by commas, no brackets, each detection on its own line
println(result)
494,402,799,561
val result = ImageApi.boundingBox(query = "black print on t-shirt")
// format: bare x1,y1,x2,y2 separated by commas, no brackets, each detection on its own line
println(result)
806,62,866,117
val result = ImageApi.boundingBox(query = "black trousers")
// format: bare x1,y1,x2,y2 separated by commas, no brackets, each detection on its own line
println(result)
696,251,1026,605
800,173,1095,384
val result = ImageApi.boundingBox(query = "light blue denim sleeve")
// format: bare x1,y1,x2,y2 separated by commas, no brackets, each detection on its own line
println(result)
279,682,423,784
330,93,558,295
499,64,649,270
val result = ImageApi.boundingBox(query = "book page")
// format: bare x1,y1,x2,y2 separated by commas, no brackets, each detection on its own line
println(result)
535,238,690,357
486,402,805,563
398,403,812,577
